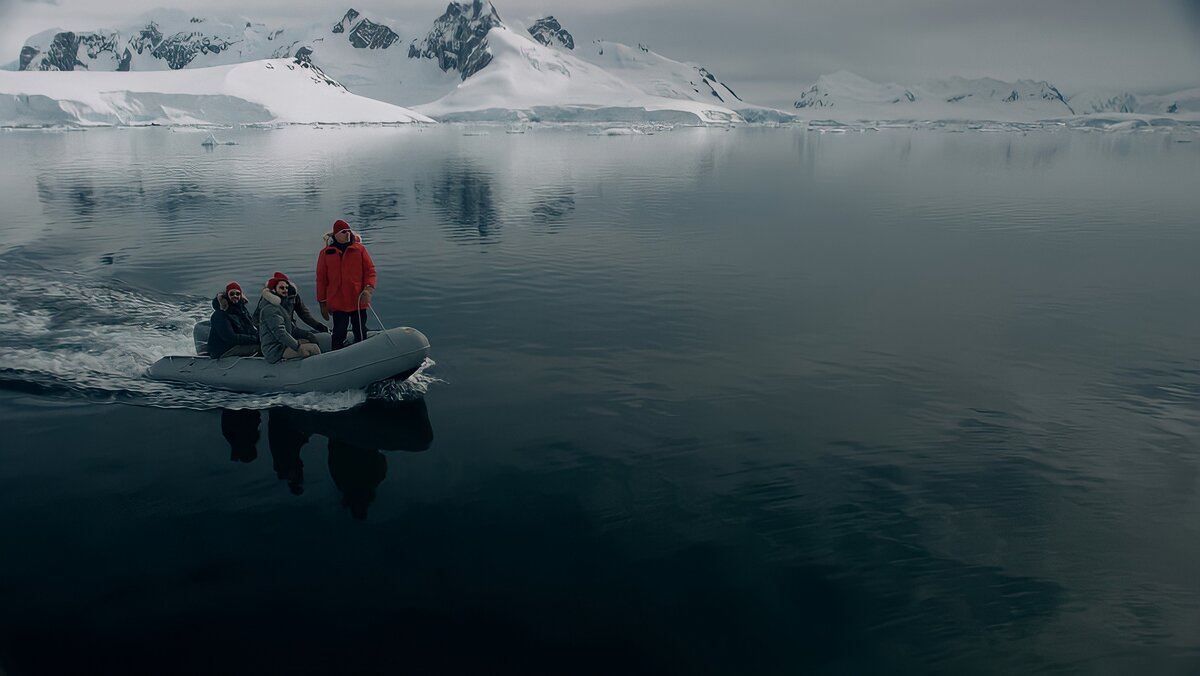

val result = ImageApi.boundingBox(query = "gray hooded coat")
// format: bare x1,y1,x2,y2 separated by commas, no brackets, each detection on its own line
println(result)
252,282,327,333
257,289,316,364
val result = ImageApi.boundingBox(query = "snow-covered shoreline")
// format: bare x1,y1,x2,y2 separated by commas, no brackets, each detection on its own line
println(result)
0,58,434,127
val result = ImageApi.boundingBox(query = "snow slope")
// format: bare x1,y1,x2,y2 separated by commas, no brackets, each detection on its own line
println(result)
579,40,794,123
0,58,434,126
414,26,742,123
793,71,1076,122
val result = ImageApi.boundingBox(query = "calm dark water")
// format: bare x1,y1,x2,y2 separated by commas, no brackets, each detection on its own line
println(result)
1,125,1199,674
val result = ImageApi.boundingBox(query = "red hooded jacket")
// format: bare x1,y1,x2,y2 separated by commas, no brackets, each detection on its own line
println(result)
316,232,377,313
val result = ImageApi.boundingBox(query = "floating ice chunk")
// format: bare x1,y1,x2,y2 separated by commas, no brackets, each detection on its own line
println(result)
589,127,644,136
201,132,238,146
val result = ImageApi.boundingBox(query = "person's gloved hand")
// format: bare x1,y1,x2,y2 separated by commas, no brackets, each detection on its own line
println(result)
319,301,330,320
360,287,374,305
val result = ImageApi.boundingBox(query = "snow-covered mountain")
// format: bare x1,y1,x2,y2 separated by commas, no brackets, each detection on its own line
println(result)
6,2,761,124
578,39,793,122
8,5,463,109
0,57,433,126
1069,87,1200,115
412,25,740,123
16,10,300,72
793,71,1076,122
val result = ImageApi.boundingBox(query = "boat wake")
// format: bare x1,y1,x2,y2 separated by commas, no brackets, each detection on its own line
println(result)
0,270,439,411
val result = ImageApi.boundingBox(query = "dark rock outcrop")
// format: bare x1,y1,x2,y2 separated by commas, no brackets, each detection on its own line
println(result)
408,0,502,80
25,30,132,71
348,18,399,49
128,22,164,55
151,32,238,69
332,8,399,49
794,85,829,108
697,67,743,102
527,16,573,50
333,9,359,33
36,32,81,70
19,46,40,71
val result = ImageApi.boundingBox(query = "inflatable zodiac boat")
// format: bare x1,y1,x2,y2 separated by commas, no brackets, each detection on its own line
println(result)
147,320,429,393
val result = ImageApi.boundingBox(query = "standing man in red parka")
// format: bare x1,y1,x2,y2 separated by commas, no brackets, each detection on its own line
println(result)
316,219,377,350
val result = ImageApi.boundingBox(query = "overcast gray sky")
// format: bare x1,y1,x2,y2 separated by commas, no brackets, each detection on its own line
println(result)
2,0,1198,107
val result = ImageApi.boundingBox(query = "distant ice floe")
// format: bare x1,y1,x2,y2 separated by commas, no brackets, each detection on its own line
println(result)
588,127,644,136
803,115,1200,134
201,132,238,146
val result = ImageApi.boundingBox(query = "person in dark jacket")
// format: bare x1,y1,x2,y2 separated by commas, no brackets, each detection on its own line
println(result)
208,282,260,358
253,271,328,334
258,277,321,364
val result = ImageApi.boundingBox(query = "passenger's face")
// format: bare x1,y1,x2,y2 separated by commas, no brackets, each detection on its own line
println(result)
274,282,289,297
228,290,242,304
336,229,352,243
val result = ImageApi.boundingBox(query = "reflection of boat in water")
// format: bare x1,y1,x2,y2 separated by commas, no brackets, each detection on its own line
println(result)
273,400,434,452
148,321,429,394
220,400,433,519
221,400,433,454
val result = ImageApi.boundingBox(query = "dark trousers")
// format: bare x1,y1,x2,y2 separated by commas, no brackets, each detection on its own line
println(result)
331,310,368,350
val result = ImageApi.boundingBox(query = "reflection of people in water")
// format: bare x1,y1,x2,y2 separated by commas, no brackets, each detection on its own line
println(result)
328,440,388,520
268,410,311,496
220,400,432,517
220,409,261,463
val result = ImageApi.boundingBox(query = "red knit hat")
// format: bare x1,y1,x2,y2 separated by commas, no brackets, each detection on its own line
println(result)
333,219,351,233
265,274,289,292
225,282,242,295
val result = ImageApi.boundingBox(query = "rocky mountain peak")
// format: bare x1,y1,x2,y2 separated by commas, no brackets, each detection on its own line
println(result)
527,16,573,50
333,9,360,33
21,30,131,71
18,17,244,71
332,8,400,49
408,0,503,80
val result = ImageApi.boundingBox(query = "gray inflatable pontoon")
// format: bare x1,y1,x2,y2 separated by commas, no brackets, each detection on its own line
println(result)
148,321,430,393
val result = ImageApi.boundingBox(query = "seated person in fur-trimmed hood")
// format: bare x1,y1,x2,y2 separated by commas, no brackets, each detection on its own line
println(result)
252,271,328,334
258,277,321,364
208,282,260,358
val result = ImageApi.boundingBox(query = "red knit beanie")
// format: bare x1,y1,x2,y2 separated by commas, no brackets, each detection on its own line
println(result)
225,282,242,295
265,274,289,292
333,219,351,233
